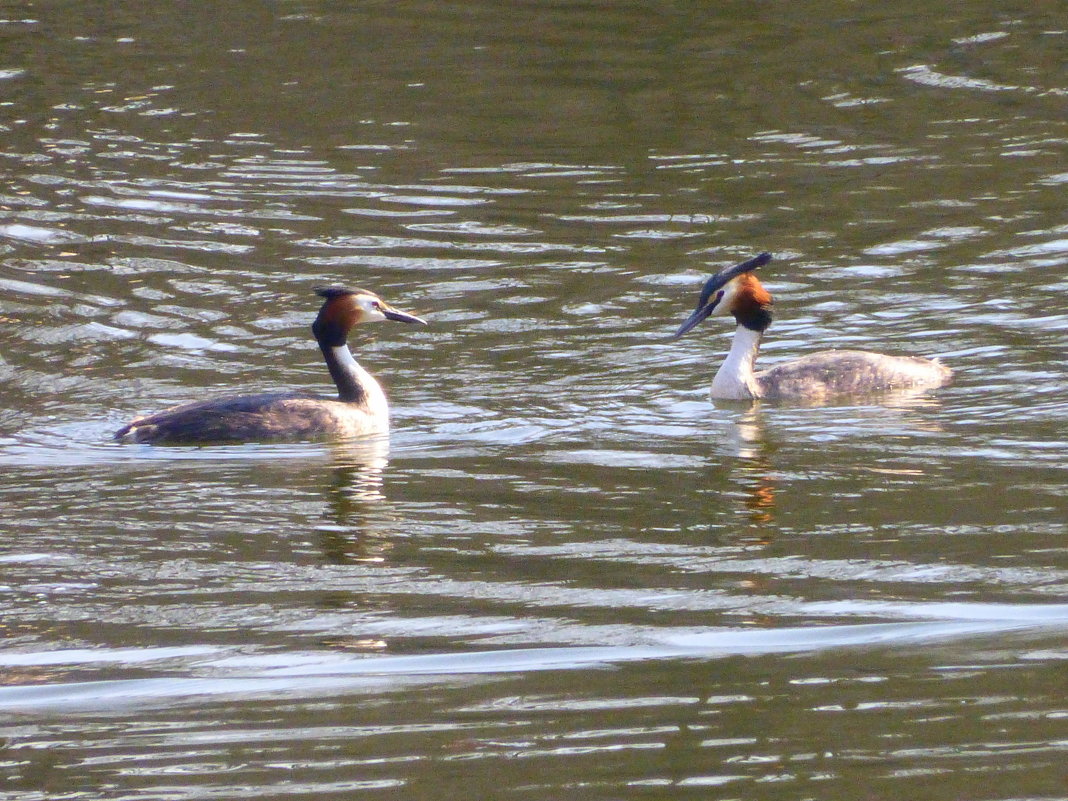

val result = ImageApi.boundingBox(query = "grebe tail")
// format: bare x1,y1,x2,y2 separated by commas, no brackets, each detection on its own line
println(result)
672,253,952,402
115,287,426,444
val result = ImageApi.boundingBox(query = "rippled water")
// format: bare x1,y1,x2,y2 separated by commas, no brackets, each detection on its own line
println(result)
2,1,1067,798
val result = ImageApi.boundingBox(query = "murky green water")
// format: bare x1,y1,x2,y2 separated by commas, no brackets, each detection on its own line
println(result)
1,2,1066,798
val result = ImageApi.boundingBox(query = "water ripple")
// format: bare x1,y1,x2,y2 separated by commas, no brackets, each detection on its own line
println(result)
2,610,1065,711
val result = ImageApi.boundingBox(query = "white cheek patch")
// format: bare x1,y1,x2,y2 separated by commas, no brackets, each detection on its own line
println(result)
717,287,738,315
356,297,387,323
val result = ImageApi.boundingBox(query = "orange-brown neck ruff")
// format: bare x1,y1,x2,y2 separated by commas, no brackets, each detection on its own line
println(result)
312,291,369,403
313,289,370,346
731,274,773,332
326,295,359,328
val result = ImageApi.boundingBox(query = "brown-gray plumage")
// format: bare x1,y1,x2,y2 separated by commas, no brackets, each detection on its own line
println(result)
115,393,369,443
672,253,952,401
115,287,426,444
755,350,952,403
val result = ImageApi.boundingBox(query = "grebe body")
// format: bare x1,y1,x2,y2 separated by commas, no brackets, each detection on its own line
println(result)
115,287,425,444
673,253,952,402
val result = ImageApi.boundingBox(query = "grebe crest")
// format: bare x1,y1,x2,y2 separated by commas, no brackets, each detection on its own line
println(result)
672,252,952,402
115,286,426,444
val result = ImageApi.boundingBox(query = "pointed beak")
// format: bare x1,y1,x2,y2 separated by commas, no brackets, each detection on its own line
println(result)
671,294,722,339
670,252,772,340
381,304,427,326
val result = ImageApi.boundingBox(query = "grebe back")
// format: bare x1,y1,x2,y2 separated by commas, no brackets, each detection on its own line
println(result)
115,287,426,444
672,253,952,402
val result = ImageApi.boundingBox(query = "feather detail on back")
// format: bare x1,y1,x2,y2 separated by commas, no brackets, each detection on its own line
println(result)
114,392,387,444
755,350,952,402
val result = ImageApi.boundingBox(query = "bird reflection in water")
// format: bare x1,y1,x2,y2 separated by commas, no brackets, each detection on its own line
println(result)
723,407,778,536
720,388,949,541
316,434,398,564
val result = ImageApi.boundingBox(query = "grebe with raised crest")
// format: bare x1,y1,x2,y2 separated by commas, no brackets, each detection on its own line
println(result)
115,287,426,443
672,252,952,402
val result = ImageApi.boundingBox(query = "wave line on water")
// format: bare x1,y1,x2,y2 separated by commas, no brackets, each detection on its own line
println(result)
2,609,1066,712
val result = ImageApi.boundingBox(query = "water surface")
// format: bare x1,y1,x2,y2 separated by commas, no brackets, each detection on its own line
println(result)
1,1,1066,798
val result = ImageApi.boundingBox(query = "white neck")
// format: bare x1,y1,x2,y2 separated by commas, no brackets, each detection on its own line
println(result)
331,345,389,419
710,326,764,400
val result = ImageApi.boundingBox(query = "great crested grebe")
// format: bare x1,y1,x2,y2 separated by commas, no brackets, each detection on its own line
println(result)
115,287,426,444
672,252,952,401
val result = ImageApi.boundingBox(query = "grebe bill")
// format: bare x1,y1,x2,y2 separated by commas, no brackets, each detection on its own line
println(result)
115,287,426,444
672,252,952,402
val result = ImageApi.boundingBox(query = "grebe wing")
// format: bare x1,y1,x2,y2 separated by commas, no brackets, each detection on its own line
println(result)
114,392,351,444
757,350,952,400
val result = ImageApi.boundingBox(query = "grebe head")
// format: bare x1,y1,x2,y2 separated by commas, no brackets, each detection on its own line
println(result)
672,252,773,338
312,286,426,345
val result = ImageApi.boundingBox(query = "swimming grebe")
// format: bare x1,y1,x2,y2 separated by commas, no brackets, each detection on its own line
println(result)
115,287,426,443
672,252,952,402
